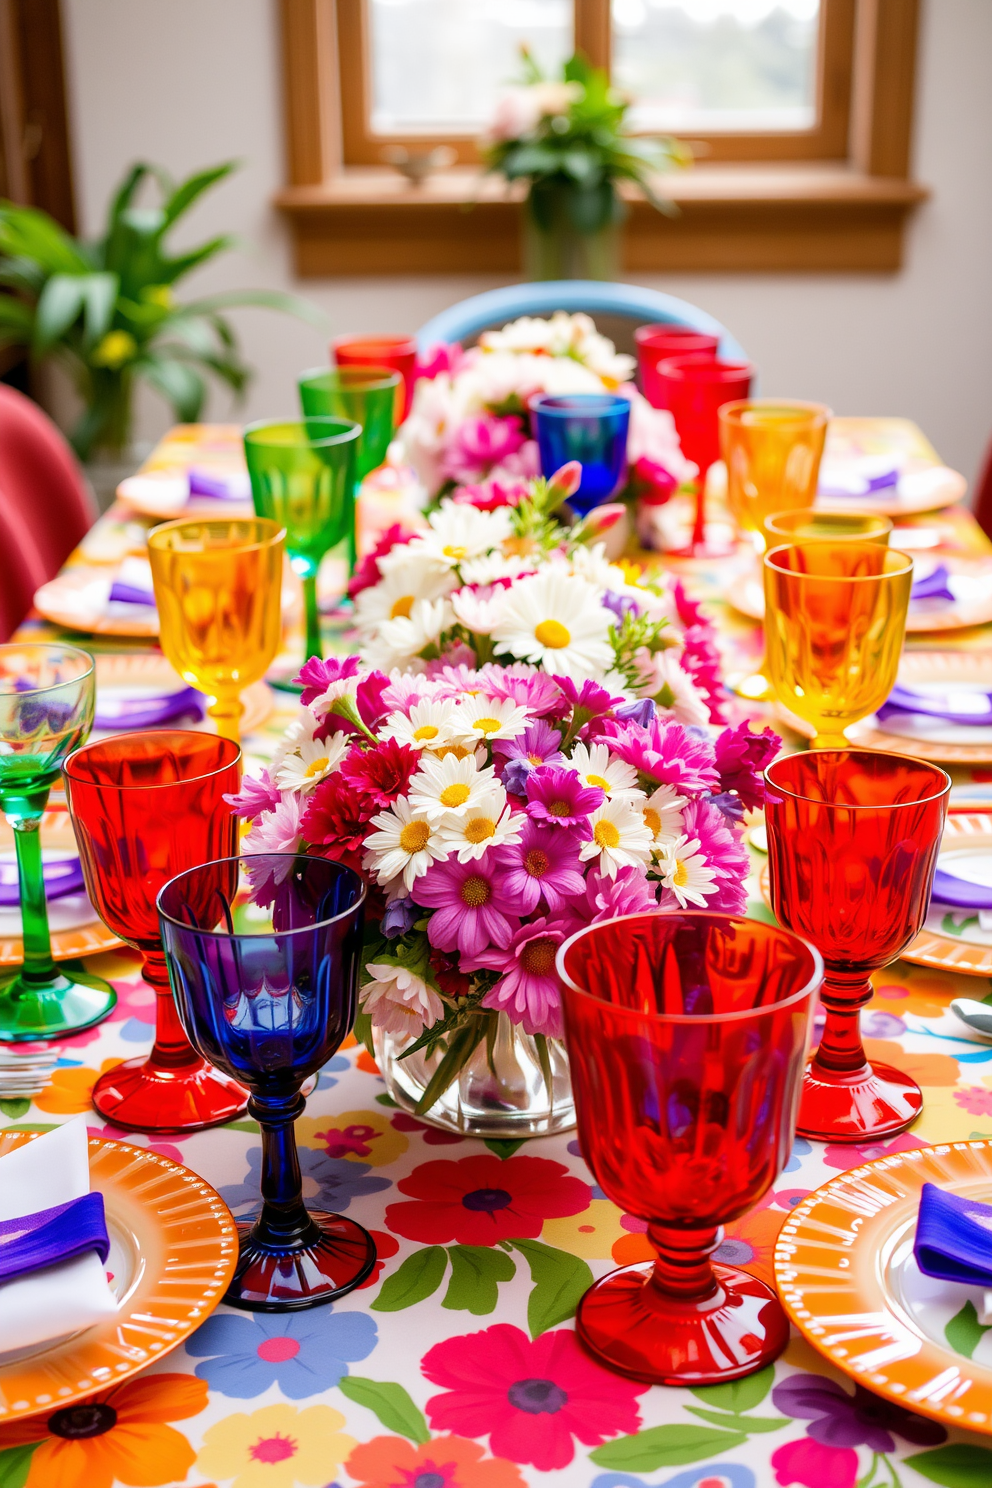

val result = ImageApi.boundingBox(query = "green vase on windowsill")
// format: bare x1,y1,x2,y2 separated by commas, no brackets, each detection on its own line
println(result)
522,179,624,282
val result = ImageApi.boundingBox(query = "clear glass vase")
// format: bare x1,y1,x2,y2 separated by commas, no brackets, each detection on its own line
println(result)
522,181,622,282
374,1012,576,1138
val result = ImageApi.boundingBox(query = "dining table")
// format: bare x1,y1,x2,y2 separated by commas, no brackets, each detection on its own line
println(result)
3,420,992,1488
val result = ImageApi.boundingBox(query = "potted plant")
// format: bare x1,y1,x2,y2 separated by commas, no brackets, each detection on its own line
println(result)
482,51,690,281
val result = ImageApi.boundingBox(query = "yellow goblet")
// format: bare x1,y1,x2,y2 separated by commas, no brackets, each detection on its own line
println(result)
147,517,285,742
763,540,913,750
719,400,831,551
763,508,893,548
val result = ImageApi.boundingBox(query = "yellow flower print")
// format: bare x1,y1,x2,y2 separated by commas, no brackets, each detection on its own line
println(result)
196,1403,354,1488
295,1109,407,1168
541,1199,628,1259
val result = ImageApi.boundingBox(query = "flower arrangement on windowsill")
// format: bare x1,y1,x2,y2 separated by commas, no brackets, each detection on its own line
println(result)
229,478,779,1135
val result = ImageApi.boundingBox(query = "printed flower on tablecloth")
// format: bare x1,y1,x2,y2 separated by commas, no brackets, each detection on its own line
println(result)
33,1058,125,1114
772,1437,859,1488
184,1307,377,1399
385,1153,591,1245
295,1109,408,1167
822,1130,930,1173
422,1322,645,1470
770,1372,946,1487
862,1039,960,1087
196,1402,353,1488
541,1199,629,1259
712,1203,790,1287
390,1109,464,1146
591,1467,756,1488
955,1085,992,1117
355,1228,400,1288
218,1146,391,1216
0,1373,207,1488
345,1433,527,1488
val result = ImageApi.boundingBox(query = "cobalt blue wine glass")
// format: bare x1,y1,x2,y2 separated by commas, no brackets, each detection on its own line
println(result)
157,852,372,1311
531,392,631,517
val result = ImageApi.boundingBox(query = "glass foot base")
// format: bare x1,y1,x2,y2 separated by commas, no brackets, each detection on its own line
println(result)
0,966,116,1041
92,1056,248,1133
225,1210,377,1312
729,670,774,703
796,1058,923,1143
576,1261,789,1386
665,539,738,560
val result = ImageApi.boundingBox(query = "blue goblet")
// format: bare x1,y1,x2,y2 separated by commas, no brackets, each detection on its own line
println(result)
158,852,371,1311
531,392,631,517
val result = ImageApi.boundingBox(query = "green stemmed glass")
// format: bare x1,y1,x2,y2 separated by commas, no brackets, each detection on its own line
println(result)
0,644,116,1039
244,417,361,673
298,365,401,507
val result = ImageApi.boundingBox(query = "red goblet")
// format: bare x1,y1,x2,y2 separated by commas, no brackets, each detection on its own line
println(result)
332,335,418,421
62,730,249,1132
656,353,754,557
764,750,950,1143
557,911,821,1386
634,324,719,409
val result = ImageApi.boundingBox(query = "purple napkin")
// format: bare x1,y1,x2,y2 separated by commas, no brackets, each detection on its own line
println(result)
0,1193,109,1284
876,685,992,728
931,868,992,910
915,1182,992,1287
108,580,156,606
188,468,251,501
94,687,206,732
0,857,85,907
911,564,956,604
819,467,900,499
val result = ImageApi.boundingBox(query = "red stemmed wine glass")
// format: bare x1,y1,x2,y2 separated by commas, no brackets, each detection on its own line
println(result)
656,353,754,557
557,911,821,1385
634,324,719,409
63,730,249,1132
764,750,950,1143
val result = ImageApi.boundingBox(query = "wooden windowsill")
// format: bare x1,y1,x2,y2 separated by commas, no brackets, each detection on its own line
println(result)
274,163,929,276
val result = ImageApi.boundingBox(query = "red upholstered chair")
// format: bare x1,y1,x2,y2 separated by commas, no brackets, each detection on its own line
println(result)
972,437,992,543
0,385,97,640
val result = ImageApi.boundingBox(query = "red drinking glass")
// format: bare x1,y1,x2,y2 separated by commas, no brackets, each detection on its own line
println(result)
657,353,755,557
634,324,720,409
63,730,249,1133
332,335,418,421
557,911,821,1386
764,750,950,1143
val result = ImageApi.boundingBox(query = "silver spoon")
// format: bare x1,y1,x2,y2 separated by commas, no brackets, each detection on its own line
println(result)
950,998,992,1041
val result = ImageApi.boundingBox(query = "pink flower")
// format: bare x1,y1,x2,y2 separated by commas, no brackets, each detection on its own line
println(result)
955,1086,992,1116
380,671,434,713
426,662,483,698
633,455,679,504
224,769,280,819
440,414,528,484
474,917,575,1037
416,342,466,380
422,1323,645,1471
772,1438,860,1488
578,864,660,921
494,721,565,770
451,476,529,511
547,460,582,500
525,766,601,832
243,792,304,855
414,857,520,958
481,664,565,717
552,675,624,720
348,523,417,599
492,819,585,914
339,738,419,807
680,797,749,913
294,654,361,708
599,717,720,795
714,721,781,810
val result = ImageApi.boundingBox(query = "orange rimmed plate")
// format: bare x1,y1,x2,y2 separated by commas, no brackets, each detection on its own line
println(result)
775,1140,992,1435
0,1133,237,1422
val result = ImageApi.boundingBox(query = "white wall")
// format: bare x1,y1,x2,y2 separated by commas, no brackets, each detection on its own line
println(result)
62,0,992,484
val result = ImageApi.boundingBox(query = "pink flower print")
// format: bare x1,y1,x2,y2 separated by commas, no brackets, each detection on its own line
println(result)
772,1439,859,1488
954,1086,992,1117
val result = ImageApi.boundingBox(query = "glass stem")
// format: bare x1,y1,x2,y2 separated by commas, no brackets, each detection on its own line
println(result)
302,573,322,662
812,973,872,1075
647,1222,722,1303
691,467,709,551
143,949,204,1071
207,692,243,743
811,732,850,750
250,1090,320,1249
345,494,358,578
11,809,58,985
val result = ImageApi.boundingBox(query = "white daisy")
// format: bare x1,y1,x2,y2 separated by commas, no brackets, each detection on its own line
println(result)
274,725,349,795
383,698,458,752
659,834,720,908
363,796,448,891
490,570,614,681
642,783,687,852
361,962,444,1037
435,788,522,862
415,500,513,569
566,541,628,595
450,585,506,636
569,740,643,803
579,797,653,879
447,693,532,745
459,553,539,587
354,564,455,633
361,597,452,673
407,752,497,822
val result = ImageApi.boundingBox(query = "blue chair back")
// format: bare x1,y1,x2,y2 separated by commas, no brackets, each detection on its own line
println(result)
415,280,748,362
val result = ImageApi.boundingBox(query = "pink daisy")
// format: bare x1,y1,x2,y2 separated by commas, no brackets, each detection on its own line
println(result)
714,720,781,810
380,671,436,714
475,917,577,1037
525,766,601,833
480,664,565,717
598,716,719,795
224,768,280,820
677,797,749,912
426,662,483,698
492,819,585,915
552,675,624,720
242,792,303,855
414,856,520,958
294,653,361,708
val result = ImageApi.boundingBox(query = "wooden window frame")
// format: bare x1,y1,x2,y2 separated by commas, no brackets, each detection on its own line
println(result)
275,0,927,275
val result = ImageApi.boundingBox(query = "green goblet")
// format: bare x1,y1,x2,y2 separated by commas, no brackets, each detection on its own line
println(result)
0,643,116,1039
244,417,361,670
298,365,400,493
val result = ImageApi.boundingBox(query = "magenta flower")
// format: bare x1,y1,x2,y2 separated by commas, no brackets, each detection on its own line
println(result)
772,1372,945,1453
772,1438,859,1488
552,675,624,720
680,621,727,724
422,1323,645,1471
440,413,528,484
678,797,750,913
578,864,660,922
525,766,601,832
414,856,519,958
475,917,578,1037
599,717,719,795
294,654,361,708
224,769,281,820
715,720,781,810
492,819,585,914
494,720,565,769
347,523,415,599
416,341,466,380
481,664,565,717
451,476,529,511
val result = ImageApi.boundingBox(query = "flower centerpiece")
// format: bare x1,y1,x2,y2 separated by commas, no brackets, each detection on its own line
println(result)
230,477,779,1136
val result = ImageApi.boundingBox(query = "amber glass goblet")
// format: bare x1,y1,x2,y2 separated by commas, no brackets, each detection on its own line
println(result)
765,750,950,1143
557,911,821,1385
764,541,913,749
762,508,893,549
719,401,830,550
63,730,248,1132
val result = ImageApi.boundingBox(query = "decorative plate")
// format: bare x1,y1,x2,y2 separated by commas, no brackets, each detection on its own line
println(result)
815,465,967,517
0,812,121,967
812,418,967,517
0,1133,237,1422
116,468,252,523
728,558,992,634
775,1140,992,1436
94,654,274,739
33,567,159,639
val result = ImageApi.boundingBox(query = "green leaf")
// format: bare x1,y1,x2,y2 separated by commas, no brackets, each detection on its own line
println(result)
160,235,236,285
590,1424,748,1471
354,1007,375,1061
0,1099,30,1119
442,1244,515,1314
138,356,205,421
509,1238,593,1338
0,202,90,274
685,1406,788,1433
374,1092,399,1108
944,1300,992,1360
905,1445,992,1486
337,1376,430,1445
689,1365,776,1413
0,1444,37,1488
162,161,237,227
33,272,86,351
80,272,119,345
485,1138,526,1158
371,1245,447,1312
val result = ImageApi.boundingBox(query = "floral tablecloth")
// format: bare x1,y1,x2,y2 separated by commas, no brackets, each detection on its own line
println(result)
5,428,992,1488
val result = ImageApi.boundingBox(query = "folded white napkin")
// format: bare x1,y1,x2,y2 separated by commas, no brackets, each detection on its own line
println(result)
0,1118,117,1357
